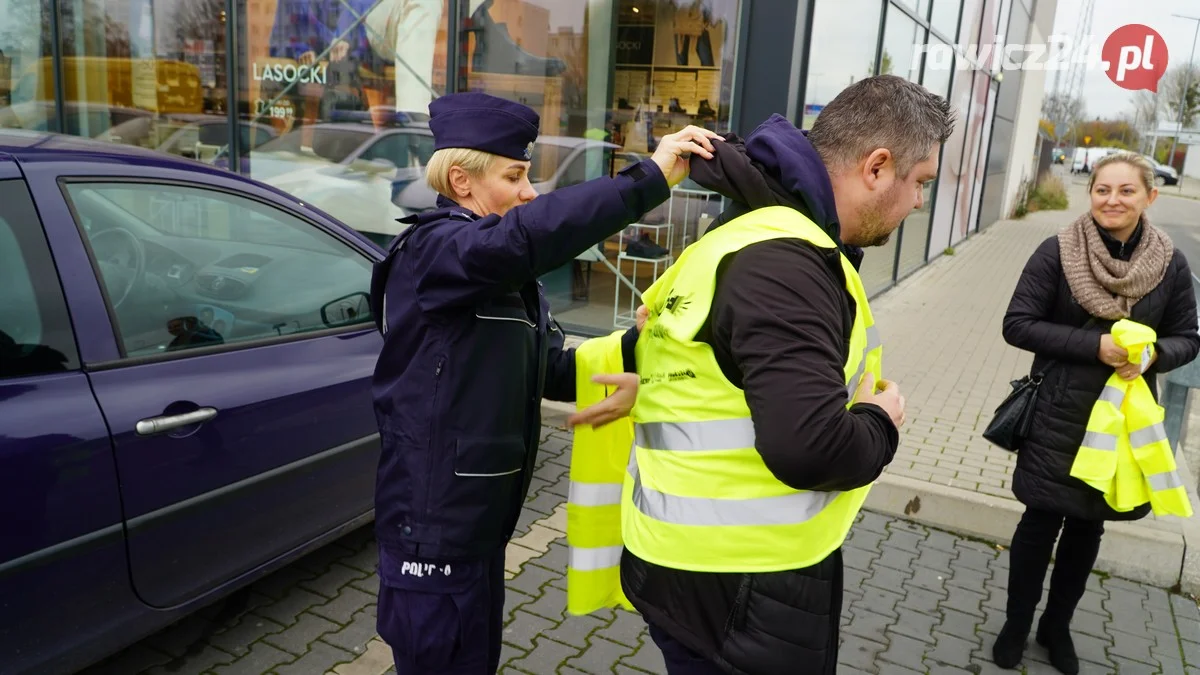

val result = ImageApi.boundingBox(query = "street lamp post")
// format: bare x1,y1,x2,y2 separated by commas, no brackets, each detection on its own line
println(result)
1167,14,1200,169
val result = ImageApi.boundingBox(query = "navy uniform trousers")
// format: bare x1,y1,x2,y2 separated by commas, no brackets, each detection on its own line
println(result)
377,546,507,674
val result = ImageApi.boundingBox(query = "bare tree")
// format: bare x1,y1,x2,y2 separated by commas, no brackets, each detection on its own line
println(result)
1042,91,1084,140
1129,89,1162,129
1160,62,1200,127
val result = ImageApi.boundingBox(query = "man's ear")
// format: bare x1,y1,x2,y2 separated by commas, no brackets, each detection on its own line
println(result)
862,149,893,189
448,165,472,199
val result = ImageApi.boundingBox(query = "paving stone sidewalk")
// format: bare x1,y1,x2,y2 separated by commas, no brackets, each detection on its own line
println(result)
81,426,1200,675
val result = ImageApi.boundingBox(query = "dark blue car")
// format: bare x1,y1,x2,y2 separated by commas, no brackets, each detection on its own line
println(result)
0,130,386,674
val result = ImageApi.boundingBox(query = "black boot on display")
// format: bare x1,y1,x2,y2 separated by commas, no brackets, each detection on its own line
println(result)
468,0,567,77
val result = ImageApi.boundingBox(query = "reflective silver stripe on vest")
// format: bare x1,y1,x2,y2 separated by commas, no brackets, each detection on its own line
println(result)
568,481,623,507
568,545,624,571
1130,422,1167,449
629,456,840,527
636,418,755,452
1147,470,1186,492
846,324,882,398
1098,385,1126,407
1081,431,1118,452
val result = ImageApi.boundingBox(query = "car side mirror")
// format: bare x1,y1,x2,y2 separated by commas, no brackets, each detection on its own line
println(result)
321,292,372,328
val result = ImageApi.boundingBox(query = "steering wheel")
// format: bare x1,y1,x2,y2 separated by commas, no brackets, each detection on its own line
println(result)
90,227,146,310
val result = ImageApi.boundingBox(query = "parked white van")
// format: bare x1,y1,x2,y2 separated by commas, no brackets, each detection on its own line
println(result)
1071,146,1120,174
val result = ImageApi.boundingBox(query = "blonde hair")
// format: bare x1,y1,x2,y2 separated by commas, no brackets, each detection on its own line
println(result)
426,148,497,198
1088,151,1156,194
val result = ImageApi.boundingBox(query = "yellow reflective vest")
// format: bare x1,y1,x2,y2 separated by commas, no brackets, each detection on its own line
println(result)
566,205,885,615
1069,319,1193,517
567,331,636,615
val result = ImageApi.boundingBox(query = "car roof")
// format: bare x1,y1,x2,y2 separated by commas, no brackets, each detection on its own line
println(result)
0,128,221,166
0,129,293,192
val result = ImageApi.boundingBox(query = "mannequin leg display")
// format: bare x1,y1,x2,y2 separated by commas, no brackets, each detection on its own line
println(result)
364,0,444,113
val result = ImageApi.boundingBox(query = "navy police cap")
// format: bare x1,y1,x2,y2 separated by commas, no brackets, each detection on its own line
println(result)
428,92,540,161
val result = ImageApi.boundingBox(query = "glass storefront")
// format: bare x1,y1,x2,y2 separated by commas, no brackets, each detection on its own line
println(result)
805,0,1005,295
7,0,1027,330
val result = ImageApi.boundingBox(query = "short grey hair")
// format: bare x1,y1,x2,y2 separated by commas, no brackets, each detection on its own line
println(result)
808,75,956,178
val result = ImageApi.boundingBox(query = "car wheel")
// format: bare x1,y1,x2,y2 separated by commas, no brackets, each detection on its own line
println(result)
1155,175,1167,187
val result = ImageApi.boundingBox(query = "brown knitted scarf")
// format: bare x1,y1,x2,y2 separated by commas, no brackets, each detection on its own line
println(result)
1057,211,1173,320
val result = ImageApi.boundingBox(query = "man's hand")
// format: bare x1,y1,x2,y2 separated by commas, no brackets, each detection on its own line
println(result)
854,373,906,428
568,373,639,429
1098,333,1128,368
636,304,649,332
651,125,722,187
298,51,317,65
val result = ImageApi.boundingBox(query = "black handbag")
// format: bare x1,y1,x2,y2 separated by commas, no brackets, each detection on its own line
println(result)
983,318,1098,452
982,372,1047,451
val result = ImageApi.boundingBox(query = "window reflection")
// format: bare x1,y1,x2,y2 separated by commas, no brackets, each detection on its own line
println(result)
880,6,923,83
240,0,449,243
929,0,960,39
803,0,881,129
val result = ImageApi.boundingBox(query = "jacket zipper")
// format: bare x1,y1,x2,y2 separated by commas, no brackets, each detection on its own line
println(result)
421,356,446,523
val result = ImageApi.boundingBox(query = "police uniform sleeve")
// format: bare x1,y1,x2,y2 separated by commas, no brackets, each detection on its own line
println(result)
544,325,639,403
409,160,670,312
711,240,899,492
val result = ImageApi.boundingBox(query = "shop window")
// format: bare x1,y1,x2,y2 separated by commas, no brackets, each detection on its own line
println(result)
880,6,923,82
803,0,883,129
53,0,235,157
448,0,738,332
239,0,449,237
0,0,45,126
929,0,960,41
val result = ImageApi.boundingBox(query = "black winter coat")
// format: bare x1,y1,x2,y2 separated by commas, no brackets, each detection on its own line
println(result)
1002,228,1200,521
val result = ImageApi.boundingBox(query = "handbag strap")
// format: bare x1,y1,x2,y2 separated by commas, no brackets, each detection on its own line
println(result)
1032,316,1101,380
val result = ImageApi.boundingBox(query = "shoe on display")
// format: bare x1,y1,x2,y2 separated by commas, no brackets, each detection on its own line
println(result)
467,0,567,78
625,232,669,259
697,99,716,117
669,98,686,114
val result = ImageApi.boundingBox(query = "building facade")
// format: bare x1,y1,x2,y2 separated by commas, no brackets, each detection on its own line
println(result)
0,0,1054,334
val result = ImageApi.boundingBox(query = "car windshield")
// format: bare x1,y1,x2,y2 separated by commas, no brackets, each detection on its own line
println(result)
255,127,372,163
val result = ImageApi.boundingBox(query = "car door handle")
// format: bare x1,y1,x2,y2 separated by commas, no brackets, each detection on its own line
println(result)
136,408,218,436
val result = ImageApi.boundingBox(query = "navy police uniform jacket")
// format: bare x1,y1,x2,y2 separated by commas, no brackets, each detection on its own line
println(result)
369,158,669,565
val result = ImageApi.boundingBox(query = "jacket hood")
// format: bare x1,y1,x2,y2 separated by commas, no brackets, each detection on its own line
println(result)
743,114,839,230
687,114,847,253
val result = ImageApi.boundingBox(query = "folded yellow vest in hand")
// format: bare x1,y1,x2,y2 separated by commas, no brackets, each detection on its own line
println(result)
1069,319,1193,517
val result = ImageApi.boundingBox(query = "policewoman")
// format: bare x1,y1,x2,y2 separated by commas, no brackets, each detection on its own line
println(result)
368,91,719,674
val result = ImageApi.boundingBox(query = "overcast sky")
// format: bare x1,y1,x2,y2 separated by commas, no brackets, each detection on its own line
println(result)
1045,0,1200,121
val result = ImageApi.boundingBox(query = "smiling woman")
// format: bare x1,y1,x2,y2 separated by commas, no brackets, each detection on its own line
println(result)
994,149,1200,673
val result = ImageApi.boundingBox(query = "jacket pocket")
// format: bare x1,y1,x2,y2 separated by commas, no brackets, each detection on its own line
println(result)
454,437,526,477
475,293,536,328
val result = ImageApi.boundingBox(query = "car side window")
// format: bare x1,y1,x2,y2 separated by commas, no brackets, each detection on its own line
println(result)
0,179,79,377
64,182,374,359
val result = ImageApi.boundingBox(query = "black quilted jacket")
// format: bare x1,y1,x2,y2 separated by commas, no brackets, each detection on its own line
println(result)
1001,228,1200,521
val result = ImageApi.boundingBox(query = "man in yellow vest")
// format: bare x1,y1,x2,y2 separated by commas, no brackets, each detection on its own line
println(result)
616,76,956,675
